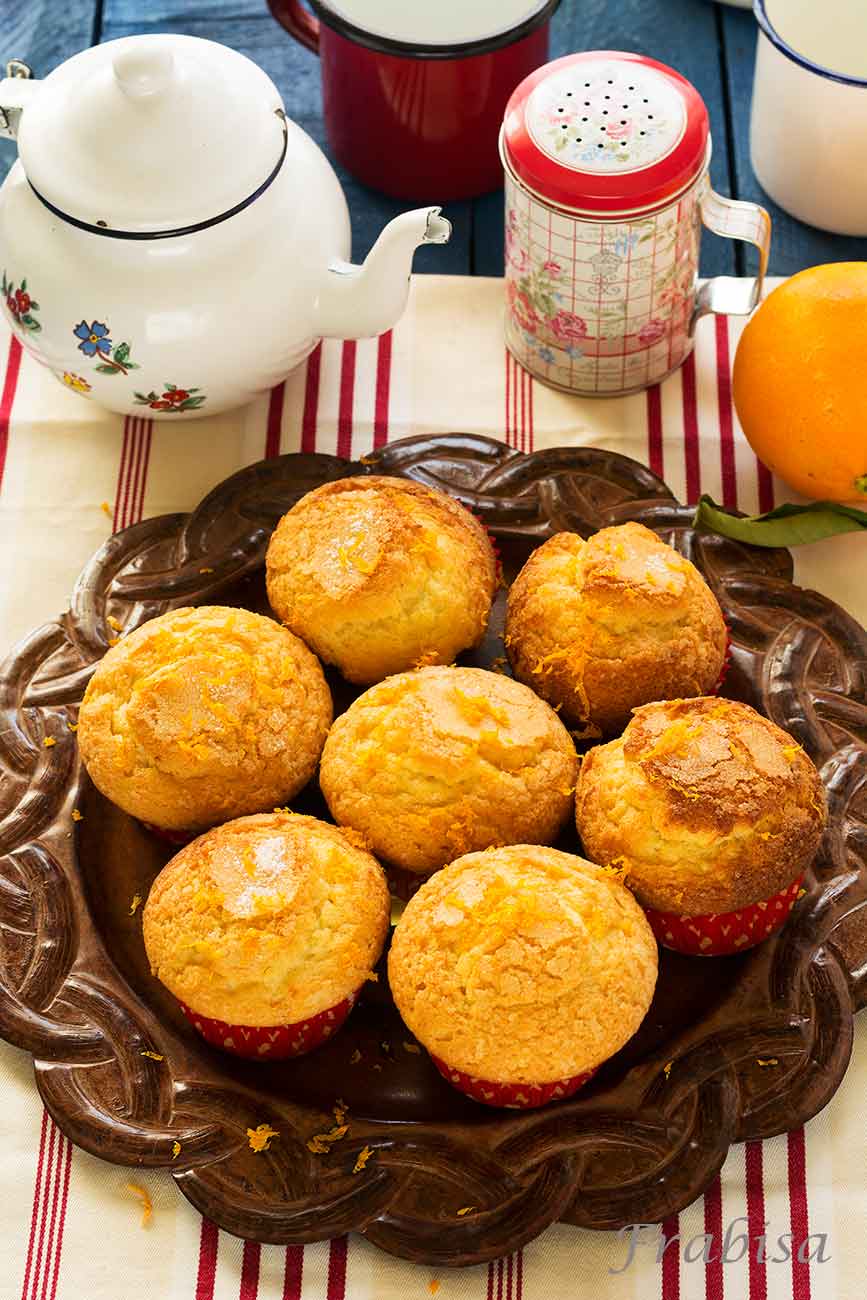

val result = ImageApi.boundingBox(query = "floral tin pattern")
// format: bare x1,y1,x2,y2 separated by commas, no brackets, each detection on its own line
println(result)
134,384,206,413
2,272,41,333
504,170,703,396
525,58,687,174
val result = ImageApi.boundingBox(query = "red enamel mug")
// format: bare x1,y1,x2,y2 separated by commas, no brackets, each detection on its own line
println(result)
268,0,561,199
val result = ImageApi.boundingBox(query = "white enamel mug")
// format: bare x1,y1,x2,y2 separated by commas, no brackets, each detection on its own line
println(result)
752,0,867,234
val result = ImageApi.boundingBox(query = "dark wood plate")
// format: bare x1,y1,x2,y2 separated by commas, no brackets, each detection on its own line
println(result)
1,434,866,1267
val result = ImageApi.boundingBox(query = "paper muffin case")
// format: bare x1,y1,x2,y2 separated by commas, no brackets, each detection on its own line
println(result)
139,820,198,847
430,1054,597,1109
179,988,360,1060
644,874,804,957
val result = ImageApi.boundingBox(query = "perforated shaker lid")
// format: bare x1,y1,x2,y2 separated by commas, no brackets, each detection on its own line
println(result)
501,51,709,215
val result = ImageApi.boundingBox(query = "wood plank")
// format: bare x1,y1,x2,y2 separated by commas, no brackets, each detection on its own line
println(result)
98,10,471,272
0,0,100,184
721,6,867,274
472,0,738,279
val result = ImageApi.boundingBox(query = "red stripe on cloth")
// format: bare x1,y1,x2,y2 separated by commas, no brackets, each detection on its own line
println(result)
132,421,153,526
194,1220,219,1300
681,352,701,505
715,315,737,510
660,1214,680,1300
504,350,512,449
19,1110,48,1300
326,1235,348,1300
519,366,527,454
265,382,285,458
0,334,23,494
118,418,142,532
111,420,132,533
38,1130,66,1300
646,385,664,479
496,1256,504,1300
301,344,322,454
788,1128,811,1300
526,371,534,455
336,342,357,460
757,461,775,514
373,331,393,450
703,1175,724,1300
487,1260,495,1300
239,1241,261,1300
46,1136,72,1300
745,1141,768,1300
282,1245,304,1300
27,1119,56,1300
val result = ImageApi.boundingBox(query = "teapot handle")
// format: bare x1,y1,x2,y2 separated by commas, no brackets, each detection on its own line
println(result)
268,0,321,54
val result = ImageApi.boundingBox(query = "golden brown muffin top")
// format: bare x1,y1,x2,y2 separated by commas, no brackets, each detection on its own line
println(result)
388,844,657,1083
504,523,727,732
265,476,497,683
78,606,332,831
320,666,578,874
576,697,827,914
143,813,389,1026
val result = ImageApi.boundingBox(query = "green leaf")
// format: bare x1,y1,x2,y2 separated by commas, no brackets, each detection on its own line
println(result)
693,494,867,547
114,341,130,364
29,300,39,310
164,382,176,392
180,396,205,410
27,319,41,332
95,363,118,374
20,314,34,326
20,278,26,291
125,361,140,370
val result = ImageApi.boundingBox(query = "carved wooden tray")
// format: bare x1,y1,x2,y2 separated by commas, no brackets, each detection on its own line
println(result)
1,433,866,1267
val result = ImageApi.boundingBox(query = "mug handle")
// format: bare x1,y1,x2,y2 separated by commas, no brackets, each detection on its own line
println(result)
268,0,321,54
692,190,771,327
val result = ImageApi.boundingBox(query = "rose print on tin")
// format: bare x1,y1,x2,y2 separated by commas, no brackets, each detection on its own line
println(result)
3,273,41,332
134,384,206,413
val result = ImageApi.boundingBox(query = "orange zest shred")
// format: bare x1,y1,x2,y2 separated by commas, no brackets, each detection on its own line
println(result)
100,500,112,518
365,971,379,982
413,649,440,670
306,1124,348,1154
569,721,602,742
172,1141,181,1159
140,1050,164,1062
429,1282,441,1296
782,744,801,761
43,737,57,748
125,1182,152,1227
402,1041,421,1055
199,567,214,574
352,1145,374,1174
129,894,142,915
662,1061,673,1079
333,1099,348,1126
247,1123,280,1153
72,809,83,822
756,1058,779,1068
797,888,807,900
108,636,120,646
456,1206,475,1217
67,721,78,732
107,615,123,631
489,656,509,675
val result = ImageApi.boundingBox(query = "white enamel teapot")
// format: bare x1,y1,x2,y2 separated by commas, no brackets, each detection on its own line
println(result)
0,36,451,418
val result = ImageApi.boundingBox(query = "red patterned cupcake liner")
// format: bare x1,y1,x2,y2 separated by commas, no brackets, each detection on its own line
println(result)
644,874,804,957
430,1054,597,1109
139,820,198,847
179,988,360,1060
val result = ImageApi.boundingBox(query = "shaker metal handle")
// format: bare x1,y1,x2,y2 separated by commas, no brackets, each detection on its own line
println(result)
692,190,772,328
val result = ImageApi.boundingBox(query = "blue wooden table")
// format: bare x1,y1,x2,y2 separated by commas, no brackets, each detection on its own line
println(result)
3,0,866,277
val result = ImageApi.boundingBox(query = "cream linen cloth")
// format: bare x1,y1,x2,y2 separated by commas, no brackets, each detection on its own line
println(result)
0,276,865,1300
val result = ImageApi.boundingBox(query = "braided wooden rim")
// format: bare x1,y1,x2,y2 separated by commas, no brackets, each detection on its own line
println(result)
1,433,865,1267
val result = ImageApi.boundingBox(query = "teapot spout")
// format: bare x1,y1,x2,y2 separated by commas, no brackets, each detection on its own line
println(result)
315,206,451,340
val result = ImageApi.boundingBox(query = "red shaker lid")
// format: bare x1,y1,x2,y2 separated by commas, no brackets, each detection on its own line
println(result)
501,51,710,215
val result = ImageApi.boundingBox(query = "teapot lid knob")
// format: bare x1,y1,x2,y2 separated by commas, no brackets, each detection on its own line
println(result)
112,43,174,101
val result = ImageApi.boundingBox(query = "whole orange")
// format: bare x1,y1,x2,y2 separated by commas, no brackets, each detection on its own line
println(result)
732,263,867,502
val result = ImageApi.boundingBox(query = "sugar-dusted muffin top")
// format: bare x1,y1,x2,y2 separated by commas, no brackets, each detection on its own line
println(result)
576,696,827,914
388,844,658,1084
265,475,497,684
78,605,332,831
505,522,727,733
143,813,390,1026
320,665,578,875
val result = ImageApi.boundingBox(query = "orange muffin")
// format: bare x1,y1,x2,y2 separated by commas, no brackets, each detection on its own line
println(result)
319,666,578,877
265,475,497,684
143,813,389,1058
505,522,728,734
388,845,658,1107
77,606,332,833
575,697,827,955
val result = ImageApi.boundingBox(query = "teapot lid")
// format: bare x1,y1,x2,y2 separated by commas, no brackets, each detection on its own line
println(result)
17,35,287,236
501,51,709,216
